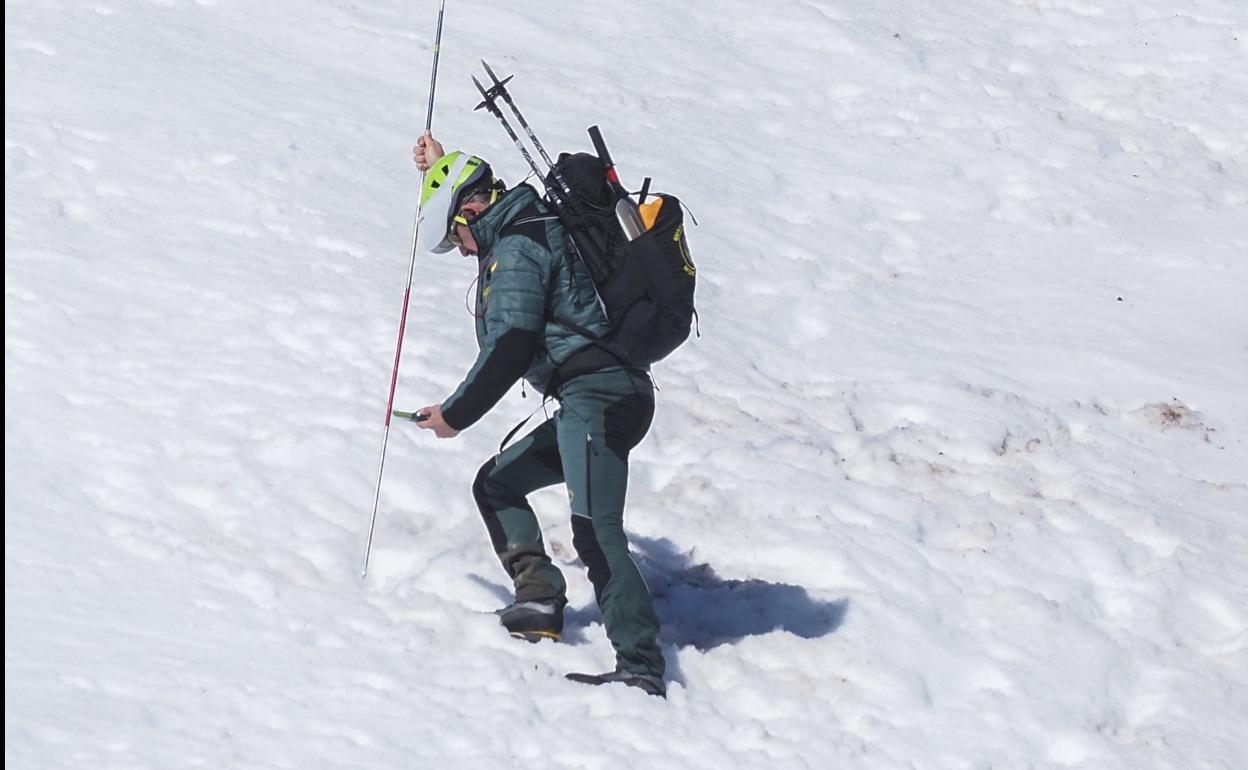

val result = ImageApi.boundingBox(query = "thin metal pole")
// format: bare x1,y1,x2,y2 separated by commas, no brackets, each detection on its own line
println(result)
363,0,448,578
480,60,563,178
472,74,555,203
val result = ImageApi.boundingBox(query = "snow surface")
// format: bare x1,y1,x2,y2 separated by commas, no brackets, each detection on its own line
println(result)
6,0,1248,768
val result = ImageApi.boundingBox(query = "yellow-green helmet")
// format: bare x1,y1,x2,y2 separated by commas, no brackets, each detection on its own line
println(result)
418,151,494,254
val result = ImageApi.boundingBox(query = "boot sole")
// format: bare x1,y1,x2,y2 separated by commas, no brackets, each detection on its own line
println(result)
510,629,561,643
565,671,666,697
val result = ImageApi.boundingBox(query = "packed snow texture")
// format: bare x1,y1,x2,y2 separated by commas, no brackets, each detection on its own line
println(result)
6,0,1247,768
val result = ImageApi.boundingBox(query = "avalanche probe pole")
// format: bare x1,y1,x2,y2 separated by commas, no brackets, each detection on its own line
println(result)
362,0,448,579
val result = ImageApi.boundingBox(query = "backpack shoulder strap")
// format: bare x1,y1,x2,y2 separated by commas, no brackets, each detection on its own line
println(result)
500,203,558,250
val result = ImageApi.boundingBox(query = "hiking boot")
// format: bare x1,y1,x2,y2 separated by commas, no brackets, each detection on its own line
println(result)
565,669,666,697
497,599,563,642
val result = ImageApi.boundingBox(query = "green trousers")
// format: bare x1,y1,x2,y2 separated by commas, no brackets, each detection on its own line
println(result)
472,367,663,677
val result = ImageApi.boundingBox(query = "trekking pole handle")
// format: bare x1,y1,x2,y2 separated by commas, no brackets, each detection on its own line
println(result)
587,125,624,189
588,125,613,166
588,126,645,239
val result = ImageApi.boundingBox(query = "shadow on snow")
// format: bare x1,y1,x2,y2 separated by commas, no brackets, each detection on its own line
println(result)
631,535,849,651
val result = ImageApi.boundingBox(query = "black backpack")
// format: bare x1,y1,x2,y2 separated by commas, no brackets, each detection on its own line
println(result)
470,67,697,376
539,146,697,372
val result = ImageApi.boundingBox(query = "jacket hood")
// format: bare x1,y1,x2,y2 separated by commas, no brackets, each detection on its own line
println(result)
467,184,543,257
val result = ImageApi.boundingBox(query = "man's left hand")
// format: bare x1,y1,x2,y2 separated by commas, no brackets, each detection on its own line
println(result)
416,404,459,439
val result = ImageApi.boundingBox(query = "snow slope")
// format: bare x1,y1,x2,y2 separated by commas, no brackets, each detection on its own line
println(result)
6,0,1247,768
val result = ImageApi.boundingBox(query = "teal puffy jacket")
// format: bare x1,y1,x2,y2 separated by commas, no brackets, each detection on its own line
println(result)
441,184,608,430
